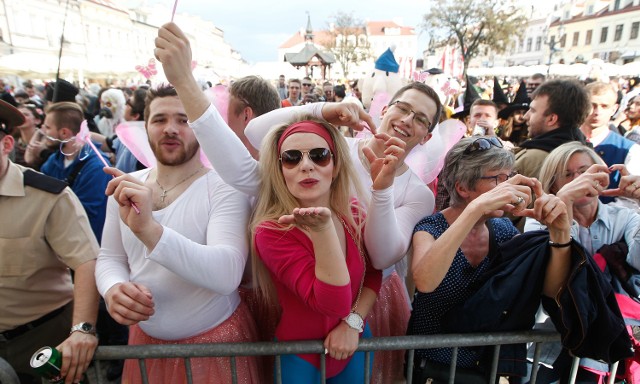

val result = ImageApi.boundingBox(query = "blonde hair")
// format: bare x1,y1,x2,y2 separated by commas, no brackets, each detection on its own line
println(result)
538,141,605,194
249,116,366,307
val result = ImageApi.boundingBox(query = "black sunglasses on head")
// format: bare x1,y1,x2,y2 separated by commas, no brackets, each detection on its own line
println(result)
464,137,503,154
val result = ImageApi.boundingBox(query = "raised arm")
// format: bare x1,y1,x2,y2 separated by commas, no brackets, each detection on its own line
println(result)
245,102,376,150
245,103,323,149
363,133,434,269
155,22,259,196
517,181,572,297
412,175,535,293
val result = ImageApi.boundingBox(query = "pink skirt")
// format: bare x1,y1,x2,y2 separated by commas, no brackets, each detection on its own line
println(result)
366,271,411,384
122,302,261,384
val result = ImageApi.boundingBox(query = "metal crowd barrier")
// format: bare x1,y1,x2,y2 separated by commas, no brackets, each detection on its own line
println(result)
84,330,622,384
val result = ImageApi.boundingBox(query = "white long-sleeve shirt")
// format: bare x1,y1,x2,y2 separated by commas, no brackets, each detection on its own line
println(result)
96,169,251,340
190,104,434,278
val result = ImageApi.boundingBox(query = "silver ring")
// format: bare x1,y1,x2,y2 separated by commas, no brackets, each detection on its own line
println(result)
633,183,639,189
324,348,328,355
516,196,525,205
593,181,600,189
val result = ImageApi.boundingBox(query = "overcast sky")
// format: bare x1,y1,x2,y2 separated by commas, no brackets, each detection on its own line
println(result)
164,0,430,63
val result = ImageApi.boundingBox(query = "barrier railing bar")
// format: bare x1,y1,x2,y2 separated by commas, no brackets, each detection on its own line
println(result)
530,342,543,384
139,359,148,384
569,356,579,383
92,331,561,360
448,346,459,384
230,356,237,384
94,359,104,384
405,349,415,384
320,350,326,383
184,357,193,384
364,351,371,384
607,361,619,384
488,344,501,384
275,355,282,384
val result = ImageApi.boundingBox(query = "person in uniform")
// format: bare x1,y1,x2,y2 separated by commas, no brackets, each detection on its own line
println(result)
0,99,100,384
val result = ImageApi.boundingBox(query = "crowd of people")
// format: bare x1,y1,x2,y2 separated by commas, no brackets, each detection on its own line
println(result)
1,20,640,384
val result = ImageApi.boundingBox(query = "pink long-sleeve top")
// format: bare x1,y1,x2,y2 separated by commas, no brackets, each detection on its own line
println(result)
254,219,382,377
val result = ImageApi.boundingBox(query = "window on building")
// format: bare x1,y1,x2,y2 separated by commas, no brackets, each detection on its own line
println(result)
614,0,620,10
600,27,608,43
614,24,623,41
587,5,594,14
631,22,639,39
526,37,532,52
560,33,566,48
535,36,542,51
572,31,579,46
586,29,593,44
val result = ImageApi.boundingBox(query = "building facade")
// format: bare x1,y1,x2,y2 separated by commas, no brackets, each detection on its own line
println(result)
278,18,417,80
0,0,246,85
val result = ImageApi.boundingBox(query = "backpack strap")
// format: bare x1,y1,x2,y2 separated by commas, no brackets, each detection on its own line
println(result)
65,159,88,188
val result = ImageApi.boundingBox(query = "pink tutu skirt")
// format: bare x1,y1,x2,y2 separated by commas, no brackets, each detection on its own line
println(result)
122,302,261,384
366,271,411,384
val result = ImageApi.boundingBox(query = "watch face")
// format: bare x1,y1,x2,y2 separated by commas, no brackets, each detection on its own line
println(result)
81,323,92,332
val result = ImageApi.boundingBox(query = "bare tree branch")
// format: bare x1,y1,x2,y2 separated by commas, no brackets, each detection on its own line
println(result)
422,0,526,76
321,12,372,79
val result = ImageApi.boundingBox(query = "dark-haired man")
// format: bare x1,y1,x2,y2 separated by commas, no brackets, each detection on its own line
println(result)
515,79,590,179
95,84,254,382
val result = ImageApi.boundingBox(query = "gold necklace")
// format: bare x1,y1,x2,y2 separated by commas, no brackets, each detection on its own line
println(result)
155,166,204,203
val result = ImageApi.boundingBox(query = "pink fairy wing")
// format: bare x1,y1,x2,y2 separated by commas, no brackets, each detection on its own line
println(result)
368,92,389,123
115,122,212,169
205,84,230,124
76,120,92,144
115,121,157,168
405,119,466,184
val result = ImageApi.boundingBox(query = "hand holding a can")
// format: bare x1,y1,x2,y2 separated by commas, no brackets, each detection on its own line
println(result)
56,331,98,384
105,281,155,325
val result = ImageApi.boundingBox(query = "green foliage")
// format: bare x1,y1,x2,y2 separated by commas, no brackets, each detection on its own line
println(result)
423,0,527,75
323,12,372,79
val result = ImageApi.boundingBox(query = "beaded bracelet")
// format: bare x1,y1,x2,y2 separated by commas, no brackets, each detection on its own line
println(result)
549,237,573,248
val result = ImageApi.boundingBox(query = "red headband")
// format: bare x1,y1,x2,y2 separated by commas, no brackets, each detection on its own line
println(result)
277,120,336,155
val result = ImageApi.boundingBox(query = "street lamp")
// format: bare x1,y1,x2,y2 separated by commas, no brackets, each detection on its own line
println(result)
545,23,565,76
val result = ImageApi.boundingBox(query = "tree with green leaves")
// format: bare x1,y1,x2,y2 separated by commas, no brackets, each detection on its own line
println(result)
423,0,527,76
322,12,372,79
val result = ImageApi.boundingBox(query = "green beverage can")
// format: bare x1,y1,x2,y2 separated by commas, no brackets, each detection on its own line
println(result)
30,346,87,384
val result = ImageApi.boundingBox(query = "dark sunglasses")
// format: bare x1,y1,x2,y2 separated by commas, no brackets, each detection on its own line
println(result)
464,137,503,154
280,148,333,169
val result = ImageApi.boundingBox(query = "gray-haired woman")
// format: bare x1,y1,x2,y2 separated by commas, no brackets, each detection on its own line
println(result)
408,136,572,383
